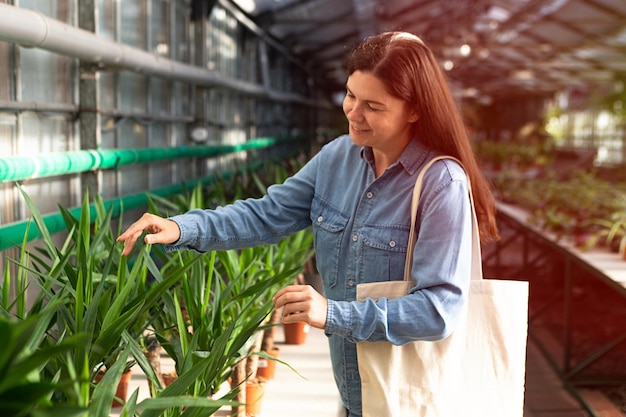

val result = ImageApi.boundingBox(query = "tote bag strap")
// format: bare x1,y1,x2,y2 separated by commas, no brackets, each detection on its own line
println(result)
403,155,483,282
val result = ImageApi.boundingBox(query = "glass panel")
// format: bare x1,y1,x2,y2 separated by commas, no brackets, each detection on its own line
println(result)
100,124,117,151
208,5,239,77
119,72,146,112
171,81,189,117
98,0,117,40
174,1,190,63
150,78,169,114
18,0,73,23
151,0,169,55
99,72,116,110
100,170,119,199
19,48,74,104
0,118,16,224
18,114,74,215
120,1,147,48
148,125,171,189
171,123,191,183
117,121,148,195
0,42,10,101
19,114,70,154
17,1,75,103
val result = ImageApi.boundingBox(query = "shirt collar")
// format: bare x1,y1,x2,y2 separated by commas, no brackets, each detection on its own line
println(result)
360,139,432,176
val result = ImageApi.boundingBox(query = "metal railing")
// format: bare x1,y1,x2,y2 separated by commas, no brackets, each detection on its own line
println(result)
0,137,284,183
0,139,303,251
484,202,626,416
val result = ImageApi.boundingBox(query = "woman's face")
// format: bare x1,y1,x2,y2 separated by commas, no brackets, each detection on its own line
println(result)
343,70,417,159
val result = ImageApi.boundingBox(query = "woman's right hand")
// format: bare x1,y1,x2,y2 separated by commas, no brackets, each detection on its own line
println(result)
116,213,181,256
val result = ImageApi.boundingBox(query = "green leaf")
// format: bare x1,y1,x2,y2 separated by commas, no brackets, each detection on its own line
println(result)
88,348,131,417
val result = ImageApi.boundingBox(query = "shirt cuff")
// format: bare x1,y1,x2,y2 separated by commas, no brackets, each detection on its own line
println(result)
324,299,352,338
163,216,190,252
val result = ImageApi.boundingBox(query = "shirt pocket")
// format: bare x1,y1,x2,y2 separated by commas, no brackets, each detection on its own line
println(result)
310,196,350,288
361,225,409,283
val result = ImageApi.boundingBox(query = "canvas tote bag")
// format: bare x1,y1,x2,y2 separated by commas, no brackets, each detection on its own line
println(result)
356,156,529,417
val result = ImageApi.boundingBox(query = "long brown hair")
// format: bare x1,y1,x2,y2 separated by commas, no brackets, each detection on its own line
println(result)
345,32,499,242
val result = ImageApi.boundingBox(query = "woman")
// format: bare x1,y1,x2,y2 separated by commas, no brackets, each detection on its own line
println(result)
117,31,498,416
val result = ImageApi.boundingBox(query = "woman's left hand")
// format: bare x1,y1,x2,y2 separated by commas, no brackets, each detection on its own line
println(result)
273,285,328,330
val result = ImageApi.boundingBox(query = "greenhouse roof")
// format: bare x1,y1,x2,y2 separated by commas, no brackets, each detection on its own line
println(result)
230,0,626,103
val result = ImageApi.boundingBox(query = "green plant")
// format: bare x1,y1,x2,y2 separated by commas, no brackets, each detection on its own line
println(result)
494,171,626,243
585,209,626,254
10,186,225,416
142,159,313,415
0,303,87,417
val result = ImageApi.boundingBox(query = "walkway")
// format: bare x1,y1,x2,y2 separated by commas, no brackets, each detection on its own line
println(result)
259,326,623,417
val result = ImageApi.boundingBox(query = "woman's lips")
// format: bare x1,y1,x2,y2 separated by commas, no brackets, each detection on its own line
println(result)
350,125,369,134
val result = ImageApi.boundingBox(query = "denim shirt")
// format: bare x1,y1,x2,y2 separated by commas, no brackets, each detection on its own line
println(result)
167,135,472,416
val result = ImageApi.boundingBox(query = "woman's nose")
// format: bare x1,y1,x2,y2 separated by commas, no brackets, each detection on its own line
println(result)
345,103,363,121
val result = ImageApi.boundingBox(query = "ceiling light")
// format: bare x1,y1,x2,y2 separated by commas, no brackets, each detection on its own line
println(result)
190,125,209,142
233,0,256,13
444,60,454,71
460,44,471,57
464,87,479,97
512,69,534,80
155,43,169,55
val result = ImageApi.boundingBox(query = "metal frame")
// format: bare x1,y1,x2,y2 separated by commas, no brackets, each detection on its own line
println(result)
484,205,626,415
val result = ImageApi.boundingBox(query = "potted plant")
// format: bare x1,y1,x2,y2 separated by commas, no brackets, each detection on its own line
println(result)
12,186,213,416
0,300,87,416
587,210,626,258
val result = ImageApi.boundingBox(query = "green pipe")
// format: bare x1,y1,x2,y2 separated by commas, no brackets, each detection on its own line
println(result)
0,137,282,183
0,146,301,252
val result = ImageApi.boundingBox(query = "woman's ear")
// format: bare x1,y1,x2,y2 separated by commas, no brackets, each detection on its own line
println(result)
409,111,419,123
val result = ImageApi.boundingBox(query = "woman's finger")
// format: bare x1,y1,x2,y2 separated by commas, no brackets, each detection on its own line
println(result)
116,213,180,256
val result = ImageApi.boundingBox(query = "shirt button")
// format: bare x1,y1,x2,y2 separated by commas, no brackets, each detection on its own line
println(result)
317,216,323,223
352,234,358,242
348,279,355,287
366,192,373,199
389,240,396,247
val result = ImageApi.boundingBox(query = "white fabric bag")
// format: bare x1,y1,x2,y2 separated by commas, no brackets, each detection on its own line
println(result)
356,156,529,417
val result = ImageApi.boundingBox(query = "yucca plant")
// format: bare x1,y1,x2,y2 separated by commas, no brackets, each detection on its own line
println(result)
259,228,314,355
10,186,230,416
142,243,301,416
0,299,88,417
142,159,314,415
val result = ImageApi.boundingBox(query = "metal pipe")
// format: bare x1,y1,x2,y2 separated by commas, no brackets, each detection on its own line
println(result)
0,137,281,183
0,3,327,107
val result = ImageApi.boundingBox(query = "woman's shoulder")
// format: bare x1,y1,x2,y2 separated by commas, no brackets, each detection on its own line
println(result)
316,134,363,163
420,155,469,193
320,134,355,152
420,154,467,178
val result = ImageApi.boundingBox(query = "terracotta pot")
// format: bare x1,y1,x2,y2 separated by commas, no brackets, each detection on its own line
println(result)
256,347,280,380
148,370,178,397
162,370,178,386
245,379,266,416
283,322,310,345
95,369,133,407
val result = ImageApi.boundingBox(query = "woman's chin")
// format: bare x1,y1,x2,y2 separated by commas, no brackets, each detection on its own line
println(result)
349,130,371,145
